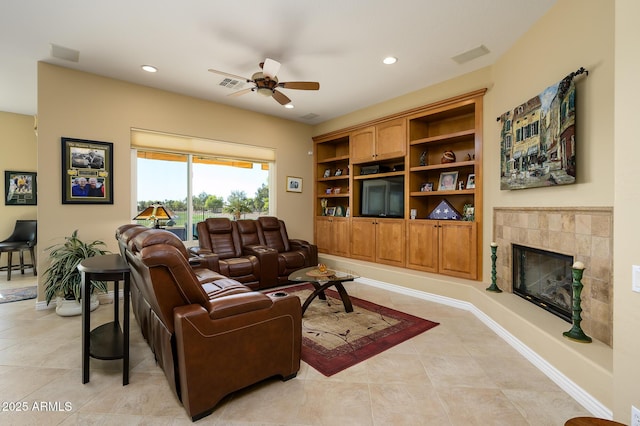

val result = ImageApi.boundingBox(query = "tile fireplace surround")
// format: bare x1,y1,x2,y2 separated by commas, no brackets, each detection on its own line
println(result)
493,207,613,346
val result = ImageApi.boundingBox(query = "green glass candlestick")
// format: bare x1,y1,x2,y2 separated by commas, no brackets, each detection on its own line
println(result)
486,242,502,293
563,261,592,343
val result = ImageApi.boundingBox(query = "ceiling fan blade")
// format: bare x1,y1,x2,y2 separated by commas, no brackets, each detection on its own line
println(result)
278,81,320,90
262,58,281,79
272,90,291,105
228,87,253,98
208,68,251,82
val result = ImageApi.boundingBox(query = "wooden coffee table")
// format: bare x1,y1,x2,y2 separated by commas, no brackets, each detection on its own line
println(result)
288,266,358,316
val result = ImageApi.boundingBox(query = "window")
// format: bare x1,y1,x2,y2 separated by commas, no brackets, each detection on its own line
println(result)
131,130,274,241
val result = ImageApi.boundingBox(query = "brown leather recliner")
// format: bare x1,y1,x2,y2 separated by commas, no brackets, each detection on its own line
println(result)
116,224,224,343
196,218,274,289
256,216,319,283
122,228,301,421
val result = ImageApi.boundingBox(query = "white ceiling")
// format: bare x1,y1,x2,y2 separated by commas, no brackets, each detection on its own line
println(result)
1,0,557,125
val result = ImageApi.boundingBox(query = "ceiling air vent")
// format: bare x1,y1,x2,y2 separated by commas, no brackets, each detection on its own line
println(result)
300,113,319,120
218,78,246,90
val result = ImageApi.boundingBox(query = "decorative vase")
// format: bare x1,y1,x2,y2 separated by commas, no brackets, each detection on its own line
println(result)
55,294,99,317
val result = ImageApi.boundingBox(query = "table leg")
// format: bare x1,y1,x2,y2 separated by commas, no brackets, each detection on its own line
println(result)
123,275,130,385
301,280,354,316
81,272,90,384
333,282,354,313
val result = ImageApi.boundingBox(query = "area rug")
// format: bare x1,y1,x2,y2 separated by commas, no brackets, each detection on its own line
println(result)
0,286,37,304
276,283,439,376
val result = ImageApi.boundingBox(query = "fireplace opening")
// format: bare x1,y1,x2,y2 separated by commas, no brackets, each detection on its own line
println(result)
512,244,573,322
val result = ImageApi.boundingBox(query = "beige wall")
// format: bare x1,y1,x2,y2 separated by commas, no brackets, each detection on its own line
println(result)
614,0,640,420
0,111,37,255
37,62,314,296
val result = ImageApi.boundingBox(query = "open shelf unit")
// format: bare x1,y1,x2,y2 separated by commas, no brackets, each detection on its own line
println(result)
313,89,485,279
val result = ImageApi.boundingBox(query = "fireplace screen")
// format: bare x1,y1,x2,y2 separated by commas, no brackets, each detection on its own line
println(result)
512,244,573,322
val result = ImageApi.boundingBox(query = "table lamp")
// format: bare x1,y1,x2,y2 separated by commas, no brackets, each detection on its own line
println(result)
133,204,177,228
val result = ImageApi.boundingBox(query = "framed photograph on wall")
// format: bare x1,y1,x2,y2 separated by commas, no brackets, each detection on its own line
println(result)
286,176,302,193
4,171,37,205
61,137,113,204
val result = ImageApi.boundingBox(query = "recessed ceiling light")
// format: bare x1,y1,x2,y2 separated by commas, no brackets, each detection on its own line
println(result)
141,65,158,73
284,104,294,109
383,56,397,65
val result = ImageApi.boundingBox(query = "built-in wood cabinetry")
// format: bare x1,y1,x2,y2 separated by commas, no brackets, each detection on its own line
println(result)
350,217,405,267
350,118,406,164
407,220,477,279
315,216,350,257
313,89,485,280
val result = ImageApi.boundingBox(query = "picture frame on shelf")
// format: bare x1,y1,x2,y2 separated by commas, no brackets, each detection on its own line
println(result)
326,207,336,216
438,171,458,191
345,207,350,217
4,170,37,206
466,173,476,189
325,188,333,194
323,169,331,178
286,176,302,193
335,205,345,217
61,137,113,204
463,204,475,221
420,182,433,192
333,187,341,194
334,168,342,176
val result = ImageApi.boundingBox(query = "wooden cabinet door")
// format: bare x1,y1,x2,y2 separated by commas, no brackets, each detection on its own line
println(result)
332,217,351,257
315,217,332,253
407,220,438,272
375,219,405,267
350,126,376,164
350,218,376,261
376,118,406,161
315,217,351,257
438,221,477,279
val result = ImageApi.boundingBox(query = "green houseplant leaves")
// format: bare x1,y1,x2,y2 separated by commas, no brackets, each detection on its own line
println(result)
43,230,110,305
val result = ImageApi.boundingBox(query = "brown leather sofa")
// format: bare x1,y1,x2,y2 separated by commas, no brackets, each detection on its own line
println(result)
195,216,317,289
116,226,301,421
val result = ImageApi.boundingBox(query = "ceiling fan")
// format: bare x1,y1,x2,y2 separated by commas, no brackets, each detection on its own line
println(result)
208,58,319,105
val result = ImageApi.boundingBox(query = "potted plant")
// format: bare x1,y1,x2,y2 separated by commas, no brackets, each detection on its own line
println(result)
43,230,110,316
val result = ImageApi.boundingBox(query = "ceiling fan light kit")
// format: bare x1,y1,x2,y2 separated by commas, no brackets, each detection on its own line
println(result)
209,58,319,106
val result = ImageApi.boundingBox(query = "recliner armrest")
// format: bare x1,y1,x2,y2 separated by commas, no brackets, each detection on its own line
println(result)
188,252,220,272
207,292,273,319
289,239,318,265
242,245,278,288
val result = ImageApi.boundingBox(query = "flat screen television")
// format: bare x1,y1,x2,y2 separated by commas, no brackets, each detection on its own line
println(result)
360,176,404,218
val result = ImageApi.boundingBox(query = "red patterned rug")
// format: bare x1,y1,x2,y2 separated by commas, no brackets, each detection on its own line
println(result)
278,283,439,376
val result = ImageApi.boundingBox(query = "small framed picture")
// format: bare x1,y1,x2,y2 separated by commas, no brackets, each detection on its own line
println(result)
345,207,350,217
326,207,336,216
325,188,333,194
466,173,476,189
335,205,345,217
420,182,433,192
286,176,302,193
333,187,341,194
5,171,37,205
323,169,331,178
463,204,475,221
438,171,458,191
334,168,342,176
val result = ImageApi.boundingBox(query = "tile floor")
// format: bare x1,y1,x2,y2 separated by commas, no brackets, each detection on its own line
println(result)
0,272,590,425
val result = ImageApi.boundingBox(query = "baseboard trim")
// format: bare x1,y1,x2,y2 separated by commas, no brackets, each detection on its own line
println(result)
356,276,612,420
34,289,124,311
